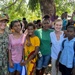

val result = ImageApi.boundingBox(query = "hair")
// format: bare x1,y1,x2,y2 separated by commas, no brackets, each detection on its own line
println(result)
54,19,62,25
23,17,26,20
9,20,21,29
37,20,41,24
43,15,50,20
27,23,35,29
67,25,75,32
42,15,50,23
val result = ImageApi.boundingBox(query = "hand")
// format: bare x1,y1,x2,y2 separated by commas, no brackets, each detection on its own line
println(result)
56,60,59,70
56,61,59,68
20,61,25,66
9,61,14,68
26,41,32,47
20,60,28,66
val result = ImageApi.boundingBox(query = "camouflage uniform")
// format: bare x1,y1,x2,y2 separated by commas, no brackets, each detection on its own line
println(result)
0,31,9,75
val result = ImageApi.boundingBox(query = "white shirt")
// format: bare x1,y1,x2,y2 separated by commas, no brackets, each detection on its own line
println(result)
50,31,64,60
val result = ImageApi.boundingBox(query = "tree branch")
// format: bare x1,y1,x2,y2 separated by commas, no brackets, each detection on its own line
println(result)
15,0,23,11
0,0,18,11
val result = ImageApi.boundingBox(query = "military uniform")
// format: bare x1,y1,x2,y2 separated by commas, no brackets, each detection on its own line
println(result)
0,31,9,75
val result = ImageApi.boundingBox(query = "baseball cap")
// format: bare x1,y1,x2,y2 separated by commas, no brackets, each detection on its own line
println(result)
0,14,9,21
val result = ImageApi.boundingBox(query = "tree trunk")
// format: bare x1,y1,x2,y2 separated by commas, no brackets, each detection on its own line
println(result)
39,0,55,17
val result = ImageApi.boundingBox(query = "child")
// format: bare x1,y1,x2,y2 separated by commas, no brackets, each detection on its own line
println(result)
21,23,40,75
35,16,53,75
50,19,64,75
56,25,75,75
8,20,26,75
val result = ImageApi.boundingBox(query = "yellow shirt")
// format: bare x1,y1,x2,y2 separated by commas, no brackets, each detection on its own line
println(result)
24,36,40,60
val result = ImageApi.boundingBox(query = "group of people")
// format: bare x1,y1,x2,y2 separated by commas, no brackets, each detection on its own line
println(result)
0,11,75,75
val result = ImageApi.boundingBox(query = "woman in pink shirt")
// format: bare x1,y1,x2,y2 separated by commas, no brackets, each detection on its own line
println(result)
8,20,26,75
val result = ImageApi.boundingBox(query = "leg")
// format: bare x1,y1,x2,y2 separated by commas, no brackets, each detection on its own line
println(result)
51,58,57,75
58,70,62,75
36,69,41,75
40,67,45,75
9,71,16,75
36,56,43,75
16,63,22,75
72,67,75,75
42,54,51,75
16,71,20,75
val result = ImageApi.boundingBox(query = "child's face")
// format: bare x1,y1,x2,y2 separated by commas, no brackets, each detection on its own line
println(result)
54,21,62,32
12,22,21,33
42,20,50,30
27,26,34,36
67,28,75,38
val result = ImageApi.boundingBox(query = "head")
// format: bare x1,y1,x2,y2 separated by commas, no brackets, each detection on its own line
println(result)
36,19,42,28
43,15,50,20
67,25,75,39
42,15,50,30
10,20,21,33
0,14,9,30
54,19,62,32
22,17,26,23
27,23,35,36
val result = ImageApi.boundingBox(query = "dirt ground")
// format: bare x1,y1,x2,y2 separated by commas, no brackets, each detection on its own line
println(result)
44,64,51,75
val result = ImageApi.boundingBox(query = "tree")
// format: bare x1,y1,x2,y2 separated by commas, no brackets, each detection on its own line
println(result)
0,0,41,22
0,0,75,22
28,0,75,17
28,0,55,17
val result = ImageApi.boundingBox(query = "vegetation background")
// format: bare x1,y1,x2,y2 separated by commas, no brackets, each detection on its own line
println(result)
0,0,75,22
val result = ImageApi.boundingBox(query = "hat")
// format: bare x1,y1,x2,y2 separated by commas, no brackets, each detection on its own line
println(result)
0,14,9,21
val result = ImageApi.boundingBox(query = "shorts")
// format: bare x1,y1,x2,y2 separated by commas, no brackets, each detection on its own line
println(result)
59,63,72,75
8,63,22,73
36,54,50,70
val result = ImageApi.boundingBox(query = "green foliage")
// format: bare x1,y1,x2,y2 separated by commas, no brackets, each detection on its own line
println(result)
28,0,39,11
0,0,75,23
55,0,75,16
0,0,41,23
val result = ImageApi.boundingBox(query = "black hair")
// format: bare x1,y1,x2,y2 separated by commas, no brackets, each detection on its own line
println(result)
67,25,75,32
43,15,50,20
27,23,35,29
23,18,26,20
37,20,41,24
9,20,21,29
64,12,68,13
33,20,37,24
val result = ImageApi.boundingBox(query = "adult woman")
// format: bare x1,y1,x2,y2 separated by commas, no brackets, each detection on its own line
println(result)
0,14,9,75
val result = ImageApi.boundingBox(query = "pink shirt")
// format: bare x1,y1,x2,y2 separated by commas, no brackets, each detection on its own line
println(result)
9,34,26,63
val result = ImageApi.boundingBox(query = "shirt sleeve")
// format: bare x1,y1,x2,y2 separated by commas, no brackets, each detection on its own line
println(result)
35,36,40,47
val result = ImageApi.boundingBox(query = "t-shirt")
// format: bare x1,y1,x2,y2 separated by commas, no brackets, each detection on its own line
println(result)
50,31,64,60
35,28,53,55
24,36,40,61
9,34,26,63
59,38,75,68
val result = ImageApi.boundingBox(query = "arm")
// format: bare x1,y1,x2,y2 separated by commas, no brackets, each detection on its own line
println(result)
9,50,13,68
27,46,39,62
56,51,62,68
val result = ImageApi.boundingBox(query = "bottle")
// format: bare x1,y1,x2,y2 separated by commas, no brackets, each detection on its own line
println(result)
38,51,42,57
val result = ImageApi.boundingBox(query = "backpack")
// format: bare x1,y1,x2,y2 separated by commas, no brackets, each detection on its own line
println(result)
62,39,75,68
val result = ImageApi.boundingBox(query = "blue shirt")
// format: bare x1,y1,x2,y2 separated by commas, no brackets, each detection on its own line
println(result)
63,19,68,27
59,38,75,68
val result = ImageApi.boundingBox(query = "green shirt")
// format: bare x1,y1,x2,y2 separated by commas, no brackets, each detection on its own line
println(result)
35,28,53,55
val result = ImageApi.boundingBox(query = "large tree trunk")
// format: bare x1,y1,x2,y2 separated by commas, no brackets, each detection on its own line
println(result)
39,0,55,17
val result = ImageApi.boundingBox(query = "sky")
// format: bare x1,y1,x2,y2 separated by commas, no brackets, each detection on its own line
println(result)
26,0,29,4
